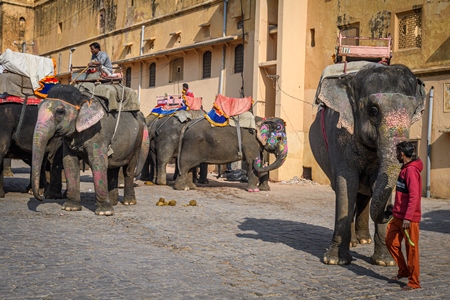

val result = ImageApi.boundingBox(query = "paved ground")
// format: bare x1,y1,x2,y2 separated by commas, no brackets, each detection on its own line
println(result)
0,161,449,300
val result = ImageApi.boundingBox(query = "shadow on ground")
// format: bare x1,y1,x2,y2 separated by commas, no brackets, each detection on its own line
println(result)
237,217,390,281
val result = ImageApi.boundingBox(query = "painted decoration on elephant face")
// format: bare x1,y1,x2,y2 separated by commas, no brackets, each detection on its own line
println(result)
444,82,450,113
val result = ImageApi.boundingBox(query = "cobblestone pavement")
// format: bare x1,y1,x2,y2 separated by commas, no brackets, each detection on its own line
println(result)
1,161,449,300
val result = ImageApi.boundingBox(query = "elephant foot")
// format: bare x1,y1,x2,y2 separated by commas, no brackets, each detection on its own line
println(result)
61,199,82,211
370,250,396,266
0,190,5,198
358,238,372,245
350,241,358,248
109,189,119,206
44,191,64,199
156,178,167,185
174,179,188,190
122,198,137,206
258,184,270,191
323,248,353,265
247,188,260,192
95,202,114,216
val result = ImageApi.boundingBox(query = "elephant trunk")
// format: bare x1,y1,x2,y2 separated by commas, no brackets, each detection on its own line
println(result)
32,105,56,201
253,137,288,173
370,129,407,224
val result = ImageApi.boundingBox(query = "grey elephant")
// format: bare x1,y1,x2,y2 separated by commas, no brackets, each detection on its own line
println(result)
144,110,207,185
309,62,426,265
32,84,149,216
0,74,63,198
174,116,288,191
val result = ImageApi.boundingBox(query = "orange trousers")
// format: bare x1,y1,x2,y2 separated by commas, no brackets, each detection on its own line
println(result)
385,217,421,288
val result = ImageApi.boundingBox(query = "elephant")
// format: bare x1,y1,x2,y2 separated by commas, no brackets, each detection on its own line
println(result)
174,116,288,191
0,98,64,198
309,62,426,265
142,111,208,185
32,84,149,216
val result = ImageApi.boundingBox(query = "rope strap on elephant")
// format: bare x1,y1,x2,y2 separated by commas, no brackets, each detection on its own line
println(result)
320,106,329,151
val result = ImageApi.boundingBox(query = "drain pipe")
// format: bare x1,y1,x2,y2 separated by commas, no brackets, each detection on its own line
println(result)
426,86,434,198
218,0,228,95
138,25,145,103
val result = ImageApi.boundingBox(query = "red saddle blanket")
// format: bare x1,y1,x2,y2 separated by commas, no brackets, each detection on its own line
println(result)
0,95,42,105
214,94,253,117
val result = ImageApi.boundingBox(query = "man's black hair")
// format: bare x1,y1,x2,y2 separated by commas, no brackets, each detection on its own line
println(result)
89,42,101,50
183,83,188,89
396,141,415,158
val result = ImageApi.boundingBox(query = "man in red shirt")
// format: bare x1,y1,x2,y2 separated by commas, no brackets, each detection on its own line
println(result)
386,141,423,291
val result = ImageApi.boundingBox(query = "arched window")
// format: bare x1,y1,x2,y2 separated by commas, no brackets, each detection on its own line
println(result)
234,44,244,73
149,62,156,87
170,57,183,83
126,67,132,87
202,51,212,79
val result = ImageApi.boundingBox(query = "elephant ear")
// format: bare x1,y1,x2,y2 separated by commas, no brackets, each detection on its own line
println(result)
315,75,355,134
411,78,426,124
76,100,105,132
255,119,270,145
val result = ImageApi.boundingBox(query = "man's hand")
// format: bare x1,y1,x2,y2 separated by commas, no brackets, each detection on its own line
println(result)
402,219,411,229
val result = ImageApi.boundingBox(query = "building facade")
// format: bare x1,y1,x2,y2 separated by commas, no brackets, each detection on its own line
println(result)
1,0,449,198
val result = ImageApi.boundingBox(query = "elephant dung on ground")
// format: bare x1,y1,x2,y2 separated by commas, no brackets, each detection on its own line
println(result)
32,84,149,216
309,62,426,265
174,116,288,192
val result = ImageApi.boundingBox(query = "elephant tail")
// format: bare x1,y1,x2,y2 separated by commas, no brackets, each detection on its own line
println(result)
177,117,205,173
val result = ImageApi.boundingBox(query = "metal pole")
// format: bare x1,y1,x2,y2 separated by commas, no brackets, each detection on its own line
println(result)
426,86,434,198
218,0,228,95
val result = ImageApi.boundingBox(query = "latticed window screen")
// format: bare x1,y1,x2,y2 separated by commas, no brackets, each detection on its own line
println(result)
398,9,422,49
149,62,156,87
234,44,244,73
125,67,131,87
202,51,212,79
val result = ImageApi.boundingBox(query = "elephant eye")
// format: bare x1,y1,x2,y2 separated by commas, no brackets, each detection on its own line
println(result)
369,105,379,117
55,107,65,117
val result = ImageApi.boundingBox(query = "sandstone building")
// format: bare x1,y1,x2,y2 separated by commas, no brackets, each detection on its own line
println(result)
1,0,449,198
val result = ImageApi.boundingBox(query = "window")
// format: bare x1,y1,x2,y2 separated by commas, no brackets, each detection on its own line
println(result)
170,58,183,82
234,44,244,73
126,67,132,87
149,62,156,87
398,9,422,49
202,51,212,79
310,28,315,48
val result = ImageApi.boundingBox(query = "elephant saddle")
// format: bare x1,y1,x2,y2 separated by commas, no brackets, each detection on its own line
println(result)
205,94,254,127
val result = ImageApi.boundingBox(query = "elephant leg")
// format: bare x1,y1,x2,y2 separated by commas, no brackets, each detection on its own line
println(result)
89,148,114,216
139,155,152,181
0,160,5,198
155,153,169,185
258,171,270,191
197,163,209,184
44,146,64,199
324,174,358,265
355,193,372,245
371,219,396,266
122,164,137,206
61,153,82,211
246,160,260,192
3,158,13,177
174,167,196,190
107,167,120,206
